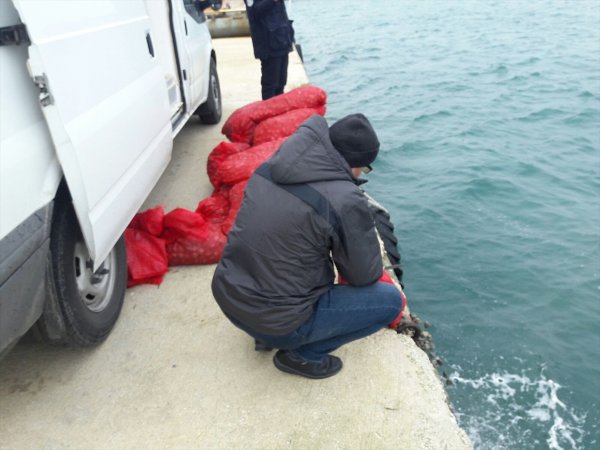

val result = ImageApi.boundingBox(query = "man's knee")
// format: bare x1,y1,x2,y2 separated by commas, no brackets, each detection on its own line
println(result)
377,282,404,319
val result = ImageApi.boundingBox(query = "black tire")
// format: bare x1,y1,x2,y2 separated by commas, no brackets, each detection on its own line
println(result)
198,57,222,124
40,197,127,346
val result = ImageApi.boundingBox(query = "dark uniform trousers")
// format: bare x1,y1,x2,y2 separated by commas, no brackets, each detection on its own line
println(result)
260,54,289,100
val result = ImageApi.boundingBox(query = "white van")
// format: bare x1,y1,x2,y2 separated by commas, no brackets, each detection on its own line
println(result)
0,0,222,358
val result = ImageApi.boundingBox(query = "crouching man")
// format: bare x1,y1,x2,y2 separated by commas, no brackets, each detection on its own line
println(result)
211,114,403,379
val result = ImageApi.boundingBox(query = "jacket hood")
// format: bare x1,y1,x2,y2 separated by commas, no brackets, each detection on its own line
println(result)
269,115,355,185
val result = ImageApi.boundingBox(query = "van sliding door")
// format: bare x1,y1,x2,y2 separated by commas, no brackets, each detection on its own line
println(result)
180,0,213,110
145,0,184,120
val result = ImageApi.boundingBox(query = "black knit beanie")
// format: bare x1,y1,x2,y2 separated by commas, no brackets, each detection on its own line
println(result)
329,113,380,168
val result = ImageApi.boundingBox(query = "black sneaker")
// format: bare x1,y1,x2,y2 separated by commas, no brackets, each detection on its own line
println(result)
273,350,343,379
254,339,273,352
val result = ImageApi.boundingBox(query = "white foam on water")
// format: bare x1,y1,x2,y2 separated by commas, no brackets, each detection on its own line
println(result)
448,368,586,450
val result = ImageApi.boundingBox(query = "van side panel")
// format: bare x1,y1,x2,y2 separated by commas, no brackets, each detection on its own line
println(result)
0,0,61,241
0,204,52,356
13,0,174,266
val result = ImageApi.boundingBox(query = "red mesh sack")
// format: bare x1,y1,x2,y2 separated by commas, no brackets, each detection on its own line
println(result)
128,205,165,236
379,271,395,285
221,180,248,235
166,222,226,265
195,192,230,225
125,228,168,287
221,86,327,144
219,138,285,185
207,141,250,189
162,208,206,244
162,208,226,265
253,106,326,145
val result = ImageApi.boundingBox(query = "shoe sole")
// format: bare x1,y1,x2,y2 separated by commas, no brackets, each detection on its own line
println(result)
273,355,342,379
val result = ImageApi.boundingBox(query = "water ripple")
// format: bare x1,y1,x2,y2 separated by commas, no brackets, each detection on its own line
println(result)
413,110,452,122
517,108,567,122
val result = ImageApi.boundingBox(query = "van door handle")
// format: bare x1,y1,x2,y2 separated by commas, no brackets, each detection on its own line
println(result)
146,32,155,57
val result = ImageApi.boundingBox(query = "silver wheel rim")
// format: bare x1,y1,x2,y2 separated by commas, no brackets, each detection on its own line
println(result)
74,242,116,312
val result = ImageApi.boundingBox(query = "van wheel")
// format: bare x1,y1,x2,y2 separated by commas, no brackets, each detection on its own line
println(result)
197,58,222,124
37,198,127,346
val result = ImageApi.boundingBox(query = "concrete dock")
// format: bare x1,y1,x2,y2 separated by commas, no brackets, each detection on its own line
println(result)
0,37,471,449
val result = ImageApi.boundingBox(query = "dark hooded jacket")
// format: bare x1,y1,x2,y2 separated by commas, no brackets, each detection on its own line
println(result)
211,115,383,335
244,0,294,60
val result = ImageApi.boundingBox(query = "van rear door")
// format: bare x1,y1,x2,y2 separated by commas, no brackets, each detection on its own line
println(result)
13,0,173,267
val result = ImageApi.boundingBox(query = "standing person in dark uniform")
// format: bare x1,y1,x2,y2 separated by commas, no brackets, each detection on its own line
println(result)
212,114,404,379
244,0,294,100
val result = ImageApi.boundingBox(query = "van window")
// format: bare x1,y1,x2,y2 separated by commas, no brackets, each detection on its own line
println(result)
183,0,207,24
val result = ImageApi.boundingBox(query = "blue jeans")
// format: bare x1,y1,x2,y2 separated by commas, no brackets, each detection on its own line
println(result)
228,282,403,362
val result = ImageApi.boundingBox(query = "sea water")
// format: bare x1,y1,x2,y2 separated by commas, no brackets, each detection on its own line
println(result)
289,1,600,448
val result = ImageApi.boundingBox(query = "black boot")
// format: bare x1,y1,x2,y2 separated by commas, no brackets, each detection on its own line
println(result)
273,350,342,379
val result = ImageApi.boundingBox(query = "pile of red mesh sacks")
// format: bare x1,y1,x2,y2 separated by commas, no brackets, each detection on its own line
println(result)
125,86,327,287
